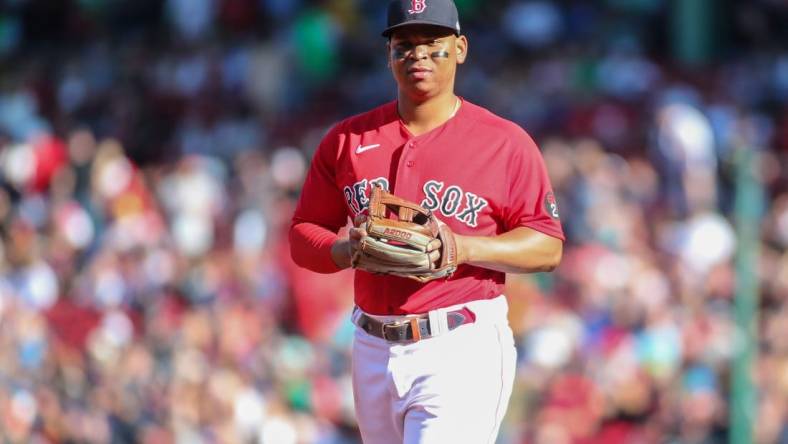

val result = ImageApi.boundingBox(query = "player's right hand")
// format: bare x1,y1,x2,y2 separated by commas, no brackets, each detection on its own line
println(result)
348,215,368,259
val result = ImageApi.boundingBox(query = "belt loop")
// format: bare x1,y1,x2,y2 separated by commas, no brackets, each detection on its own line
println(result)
428,307,449,337
409,318,421,341
351,306,363,325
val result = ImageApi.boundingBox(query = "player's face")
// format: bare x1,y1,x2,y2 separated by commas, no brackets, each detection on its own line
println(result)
387,25,468,101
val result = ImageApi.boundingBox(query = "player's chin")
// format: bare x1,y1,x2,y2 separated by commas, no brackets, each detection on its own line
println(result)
402,81,438,97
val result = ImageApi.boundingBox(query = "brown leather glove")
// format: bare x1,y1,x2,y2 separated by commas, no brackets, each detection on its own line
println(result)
351,185,458,283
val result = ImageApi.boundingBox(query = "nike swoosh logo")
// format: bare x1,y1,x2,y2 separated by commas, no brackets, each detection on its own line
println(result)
355,143,381,154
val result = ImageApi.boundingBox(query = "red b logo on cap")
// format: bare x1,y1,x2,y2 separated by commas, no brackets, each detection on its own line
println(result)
408,0,427,14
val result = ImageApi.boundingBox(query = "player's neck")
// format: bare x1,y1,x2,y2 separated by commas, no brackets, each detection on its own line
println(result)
397,93,460,137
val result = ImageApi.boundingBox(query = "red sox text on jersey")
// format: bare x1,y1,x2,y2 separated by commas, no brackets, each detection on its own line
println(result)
344,178,488,228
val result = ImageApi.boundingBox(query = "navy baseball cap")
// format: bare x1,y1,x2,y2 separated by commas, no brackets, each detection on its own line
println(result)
382,0,461,38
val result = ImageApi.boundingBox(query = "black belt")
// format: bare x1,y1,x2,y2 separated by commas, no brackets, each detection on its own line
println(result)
355,307,475,342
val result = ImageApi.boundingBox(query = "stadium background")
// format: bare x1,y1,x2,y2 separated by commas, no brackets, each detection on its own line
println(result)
0,0,786,442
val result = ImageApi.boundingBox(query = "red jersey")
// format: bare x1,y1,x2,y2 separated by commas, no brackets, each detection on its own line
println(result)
290,99,564,315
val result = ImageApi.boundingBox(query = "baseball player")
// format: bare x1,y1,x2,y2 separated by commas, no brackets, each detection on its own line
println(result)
289,0,564,442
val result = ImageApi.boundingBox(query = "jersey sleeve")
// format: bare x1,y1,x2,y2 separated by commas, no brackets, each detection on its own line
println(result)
289,123,351,273
503,130,565,241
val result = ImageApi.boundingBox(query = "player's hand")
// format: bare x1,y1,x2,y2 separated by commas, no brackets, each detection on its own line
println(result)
330,215,368,269
426,237,442,263
434,218,467,265
348,214,369,259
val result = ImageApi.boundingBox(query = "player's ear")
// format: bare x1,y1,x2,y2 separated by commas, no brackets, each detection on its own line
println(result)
455,35,468,64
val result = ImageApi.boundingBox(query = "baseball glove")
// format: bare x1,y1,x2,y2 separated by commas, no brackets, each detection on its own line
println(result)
351,185,458,283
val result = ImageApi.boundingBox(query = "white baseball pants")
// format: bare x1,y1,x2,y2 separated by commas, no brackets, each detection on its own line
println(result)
351,295,516,444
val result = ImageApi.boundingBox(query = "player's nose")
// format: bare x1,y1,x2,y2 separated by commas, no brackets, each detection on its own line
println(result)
410,45,429,60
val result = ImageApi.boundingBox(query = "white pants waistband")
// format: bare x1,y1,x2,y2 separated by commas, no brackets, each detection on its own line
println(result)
352,295,509,338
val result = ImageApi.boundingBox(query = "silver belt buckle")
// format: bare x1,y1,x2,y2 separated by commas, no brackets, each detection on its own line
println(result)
381,319,401,342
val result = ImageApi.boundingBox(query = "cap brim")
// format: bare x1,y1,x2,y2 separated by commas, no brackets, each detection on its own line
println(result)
381,21,460,37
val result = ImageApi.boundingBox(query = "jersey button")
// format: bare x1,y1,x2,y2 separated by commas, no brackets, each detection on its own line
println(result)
406,160,415,167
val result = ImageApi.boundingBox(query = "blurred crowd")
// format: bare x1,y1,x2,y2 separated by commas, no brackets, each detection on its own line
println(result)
0,0,787,443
